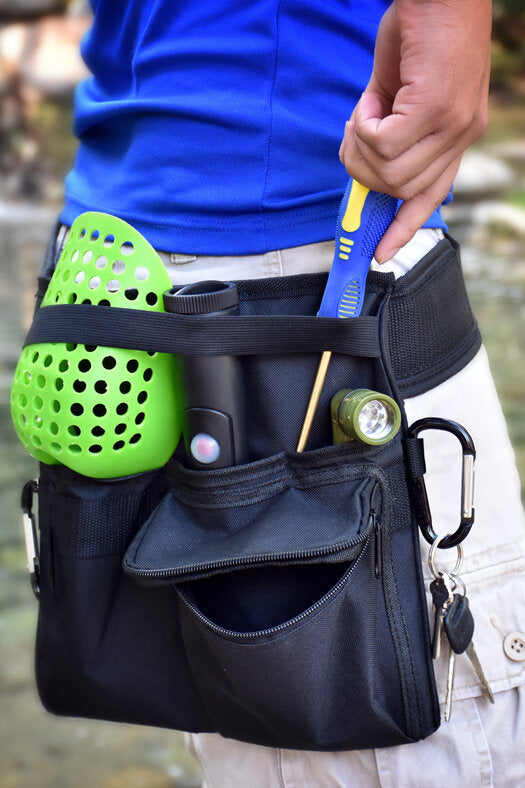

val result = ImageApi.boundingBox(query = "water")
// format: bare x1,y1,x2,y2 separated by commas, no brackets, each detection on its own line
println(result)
0,201,523,788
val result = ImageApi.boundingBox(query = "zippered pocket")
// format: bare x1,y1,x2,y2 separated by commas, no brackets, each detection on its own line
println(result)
123,447,383,586
120,446,427,749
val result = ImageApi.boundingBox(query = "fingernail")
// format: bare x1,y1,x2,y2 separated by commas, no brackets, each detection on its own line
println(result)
376,247,401,264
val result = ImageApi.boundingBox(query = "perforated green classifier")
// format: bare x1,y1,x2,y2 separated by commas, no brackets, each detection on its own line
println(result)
10,212,182,478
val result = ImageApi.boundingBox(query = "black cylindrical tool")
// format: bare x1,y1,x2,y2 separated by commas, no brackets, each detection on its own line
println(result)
164,281,247,469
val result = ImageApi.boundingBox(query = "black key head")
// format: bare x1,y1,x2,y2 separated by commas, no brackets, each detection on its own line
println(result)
430,576,451,609
444,593,475,655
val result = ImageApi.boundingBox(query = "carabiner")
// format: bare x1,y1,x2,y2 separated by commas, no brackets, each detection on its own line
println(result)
406,417,475,549
21,479,40,599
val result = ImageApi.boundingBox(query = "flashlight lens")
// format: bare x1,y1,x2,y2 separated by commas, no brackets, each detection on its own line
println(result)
190,432,221,464
358,400,391,439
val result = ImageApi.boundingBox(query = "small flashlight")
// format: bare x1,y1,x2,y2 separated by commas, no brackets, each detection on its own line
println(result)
331,389,401,446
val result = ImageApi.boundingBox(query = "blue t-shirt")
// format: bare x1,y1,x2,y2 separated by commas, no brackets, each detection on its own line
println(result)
62,0,448,254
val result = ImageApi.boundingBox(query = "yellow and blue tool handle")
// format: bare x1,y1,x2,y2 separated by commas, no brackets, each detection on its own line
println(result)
317,180,398,318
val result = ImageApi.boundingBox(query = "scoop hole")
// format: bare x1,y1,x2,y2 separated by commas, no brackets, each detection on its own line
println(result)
78,359,91,373
112,260,125,275
102,356,116,370
145,292,158,306
126,360,139,373
89,276,101,290
119,381,131,394
137,391,148,404
68,425,81,437
135,412,145,425
95,256,107,269
90,229,100,242
114,423,127,434
91,426,105,437
125,288,138,301
94,380,108,394
135,266,149,281
73,379,87,393
113,440,125,451
68,444,81,453
143,368,153,382
83,251,93,264
104,234,115,247
70,403,84,416
120,241,134,256
116,403,128,415
106,280,120,293
93,404,107,417
88,444,102,454
129,433,141,444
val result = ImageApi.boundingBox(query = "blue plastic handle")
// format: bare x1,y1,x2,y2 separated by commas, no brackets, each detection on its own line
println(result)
317,180,398,318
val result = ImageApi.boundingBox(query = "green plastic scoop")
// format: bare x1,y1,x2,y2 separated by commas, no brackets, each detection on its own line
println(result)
10,212,182,478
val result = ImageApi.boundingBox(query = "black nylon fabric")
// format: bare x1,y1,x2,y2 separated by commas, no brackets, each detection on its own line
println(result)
35,438,439,749
24,237,480,398
29,237,487,750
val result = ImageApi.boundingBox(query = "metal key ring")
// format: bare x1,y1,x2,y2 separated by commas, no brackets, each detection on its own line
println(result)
428,535,463,580
448,572,466,598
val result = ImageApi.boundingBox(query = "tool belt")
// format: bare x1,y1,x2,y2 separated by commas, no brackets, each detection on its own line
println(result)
21,235,481,750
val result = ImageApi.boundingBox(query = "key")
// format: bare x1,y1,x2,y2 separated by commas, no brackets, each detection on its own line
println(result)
430,572,453,659
444,639,456,722
444,592,495,705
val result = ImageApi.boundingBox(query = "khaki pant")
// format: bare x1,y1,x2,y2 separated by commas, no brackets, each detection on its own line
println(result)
159,230,525,787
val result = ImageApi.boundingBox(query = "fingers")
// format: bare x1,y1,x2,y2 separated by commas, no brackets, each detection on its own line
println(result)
373,156,462,263
340,90,487,202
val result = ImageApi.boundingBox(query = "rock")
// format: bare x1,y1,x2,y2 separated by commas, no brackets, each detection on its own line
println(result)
471,201,525,238
490,140,525,163
453,150,515,197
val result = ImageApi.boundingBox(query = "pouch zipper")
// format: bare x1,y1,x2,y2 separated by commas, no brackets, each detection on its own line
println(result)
371,480,383,579
128,480,382,583
176,531,372,640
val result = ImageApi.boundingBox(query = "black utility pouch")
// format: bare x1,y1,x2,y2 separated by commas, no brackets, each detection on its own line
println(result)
26,237,481,750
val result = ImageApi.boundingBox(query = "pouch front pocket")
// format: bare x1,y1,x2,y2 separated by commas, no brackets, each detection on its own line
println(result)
175,532,411,751
123,447,382,584
123,446,430,749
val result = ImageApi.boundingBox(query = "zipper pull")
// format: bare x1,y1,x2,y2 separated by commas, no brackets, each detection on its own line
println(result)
373,512,382,579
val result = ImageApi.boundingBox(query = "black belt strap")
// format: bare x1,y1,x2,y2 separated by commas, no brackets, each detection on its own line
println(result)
24,307,381,357
23,237,481,397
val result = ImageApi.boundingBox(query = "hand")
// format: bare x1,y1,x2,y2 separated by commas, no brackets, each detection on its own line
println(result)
339,0,492,262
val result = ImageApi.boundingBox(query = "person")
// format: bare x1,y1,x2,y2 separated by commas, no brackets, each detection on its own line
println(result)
56,0,525,784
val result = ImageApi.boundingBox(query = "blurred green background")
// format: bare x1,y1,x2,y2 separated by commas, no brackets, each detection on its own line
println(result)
1,1,524,786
